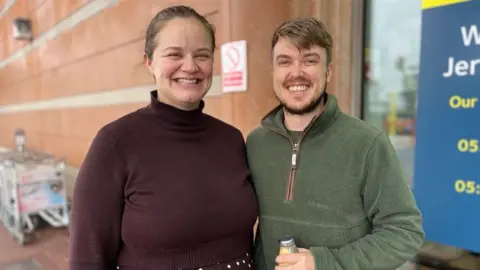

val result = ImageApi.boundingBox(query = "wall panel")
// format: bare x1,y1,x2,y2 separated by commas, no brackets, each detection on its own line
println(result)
0,0,358,192
0,0,226,105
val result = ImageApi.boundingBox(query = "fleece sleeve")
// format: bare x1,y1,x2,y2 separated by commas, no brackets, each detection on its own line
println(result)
310,131,425,270
68,127,128,270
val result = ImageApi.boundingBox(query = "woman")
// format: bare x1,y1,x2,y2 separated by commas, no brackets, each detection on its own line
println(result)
68,5,258,270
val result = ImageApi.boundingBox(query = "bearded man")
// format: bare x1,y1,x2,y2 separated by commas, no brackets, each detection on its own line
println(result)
246,17,424,270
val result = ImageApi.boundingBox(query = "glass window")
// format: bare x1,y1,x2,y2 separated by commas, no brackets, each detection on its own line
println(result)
362,0,422,185
362,2,480,263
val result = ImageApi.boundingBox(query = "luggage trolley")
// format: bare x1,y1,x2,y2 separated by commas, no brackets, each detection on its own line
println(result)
0,129,70,245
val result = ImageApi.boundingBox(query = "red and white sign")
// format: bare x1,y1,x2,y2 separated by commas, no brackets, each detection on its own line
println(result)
221,40,247,92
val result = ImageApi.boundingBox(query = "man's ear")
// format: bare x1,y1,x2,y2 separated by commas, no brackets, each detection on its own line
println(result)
326,62,333,83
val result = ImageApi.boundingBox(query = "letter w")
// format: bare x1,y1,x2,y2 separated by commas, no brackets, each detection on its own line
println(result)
461,25,480,47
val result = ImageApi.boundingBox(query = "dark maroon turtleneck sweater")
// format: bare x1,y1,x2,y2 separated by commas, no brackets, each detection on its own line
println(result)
69,91,258,270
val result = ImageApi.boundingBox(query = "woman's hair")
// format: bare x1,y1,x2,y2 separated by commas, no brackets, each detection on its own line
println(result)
144,5,216,60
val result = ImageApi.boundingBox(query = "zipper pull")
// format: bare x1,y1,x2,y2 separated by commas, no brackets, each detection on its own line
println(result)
292,144,299,168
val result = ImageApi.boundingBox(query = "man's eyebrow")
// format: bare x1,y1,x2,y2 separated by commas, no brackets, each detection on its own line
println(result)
275,54,291,60
303,52,321,58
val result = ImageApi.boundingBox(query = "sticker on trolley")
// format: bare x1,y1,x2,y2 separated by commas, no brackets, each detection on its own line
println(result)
18,167,60,184
18,182,65,213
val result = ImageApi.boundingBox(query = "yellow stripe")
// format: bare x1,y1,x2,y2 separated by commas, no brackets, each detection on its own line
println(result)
422,0,470,9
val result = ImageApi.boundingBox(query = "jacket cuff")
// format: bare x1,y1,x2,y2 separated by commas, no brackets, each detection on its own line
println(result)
310,246,328,270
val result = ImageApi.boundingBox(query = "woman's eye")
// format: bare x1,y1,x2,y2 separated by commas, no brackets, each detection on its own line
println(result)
196,54,211,60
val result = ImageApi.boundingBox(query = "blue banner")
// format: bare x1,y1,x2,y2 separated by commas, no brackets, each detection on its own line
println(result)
414,0,480,252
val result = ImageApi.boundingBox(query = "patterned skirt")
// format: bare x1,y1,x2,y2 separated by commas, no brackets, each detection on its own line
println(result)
183,253,255,270
117,252,256,270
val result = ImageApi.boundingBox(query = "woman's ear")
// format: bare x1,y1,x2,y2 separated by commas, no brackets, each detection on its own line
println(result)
144,53,153,73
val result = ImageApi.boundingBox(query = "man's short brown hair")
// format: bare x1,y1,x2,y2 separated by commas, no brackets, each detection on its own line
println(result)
271,17,333,64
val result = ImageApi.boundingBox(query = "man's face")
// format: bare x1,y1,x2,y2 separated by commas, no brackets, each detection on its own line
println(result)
272,37,332,115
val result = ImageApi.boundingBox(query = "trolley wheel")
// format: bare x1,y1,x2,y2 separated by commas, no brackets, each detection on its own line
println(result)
16,233,31,246
29,215,42,229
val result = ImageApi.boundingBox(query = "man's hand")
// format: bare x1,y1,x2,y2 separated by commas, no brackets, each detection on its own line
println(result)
275,248,316,270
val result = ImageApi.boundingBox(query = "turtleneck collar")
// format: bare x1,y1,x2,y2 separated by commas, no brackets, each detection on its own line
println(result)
146,90,205,131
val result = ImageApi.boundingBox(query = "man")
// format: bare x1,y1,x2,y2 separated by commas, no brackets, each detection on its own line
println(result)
246,17,424,270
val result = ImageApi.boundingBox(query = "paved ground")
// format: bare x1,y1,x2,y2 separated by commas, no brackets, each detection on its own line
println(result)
0,225,68,270
0,224,478,270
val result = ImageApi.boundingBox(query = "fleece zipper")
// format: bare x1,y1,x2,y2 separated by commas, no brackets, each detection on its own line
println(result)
263,123,313,202
262,98,328,201
288,142,299,201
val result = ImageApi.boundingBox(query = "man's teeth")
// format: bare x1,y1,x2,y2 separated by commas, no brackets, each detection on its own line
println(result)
287,85,308,92
176,78,199,84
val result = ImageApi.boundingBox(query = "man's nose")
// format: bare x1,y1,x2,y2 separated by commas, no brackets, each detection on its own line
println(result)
288,63,304,78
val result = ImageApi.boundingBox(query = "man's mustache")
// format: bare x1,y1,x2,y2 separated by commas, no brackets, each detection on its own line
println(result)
283,78,311,86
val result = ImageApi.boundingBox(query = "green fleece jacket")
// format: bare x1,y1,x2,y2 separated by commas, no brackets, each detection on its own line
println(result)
246,94,424,270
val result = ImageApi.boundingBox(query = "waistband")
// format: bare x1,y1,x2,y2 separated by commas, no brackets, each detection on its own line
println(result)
117,233,253,269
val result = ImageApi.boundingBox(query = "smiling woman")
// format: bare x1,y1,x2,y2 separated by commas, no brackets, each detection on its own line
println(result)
143,7,216,111
68,5,258,270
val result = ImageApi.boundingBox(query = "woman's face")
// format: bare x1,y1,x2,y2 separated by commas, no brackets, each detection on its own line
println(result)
145,18,214,110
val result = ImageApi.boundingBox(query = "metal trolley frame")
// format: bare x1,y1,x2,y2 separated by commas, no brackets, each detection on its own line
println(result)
0,130,70,245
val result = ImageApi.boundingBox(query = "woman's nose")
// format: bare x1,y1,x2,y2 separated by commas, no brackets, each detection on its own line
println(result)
181,55,199,72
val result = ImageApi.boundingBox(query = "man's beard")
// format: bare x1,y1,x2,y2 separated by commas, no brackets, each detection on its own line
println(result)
277,87,327,116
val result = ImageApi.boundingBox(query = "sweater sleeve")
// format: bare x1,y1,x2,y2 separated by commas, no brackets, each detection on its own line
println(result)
310,131,425,270
69,127,127,270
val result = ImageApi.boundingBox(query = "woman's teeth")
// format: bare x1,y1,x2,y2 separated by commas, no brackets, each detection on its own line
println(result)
287,85,308,92
175,78,199,84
